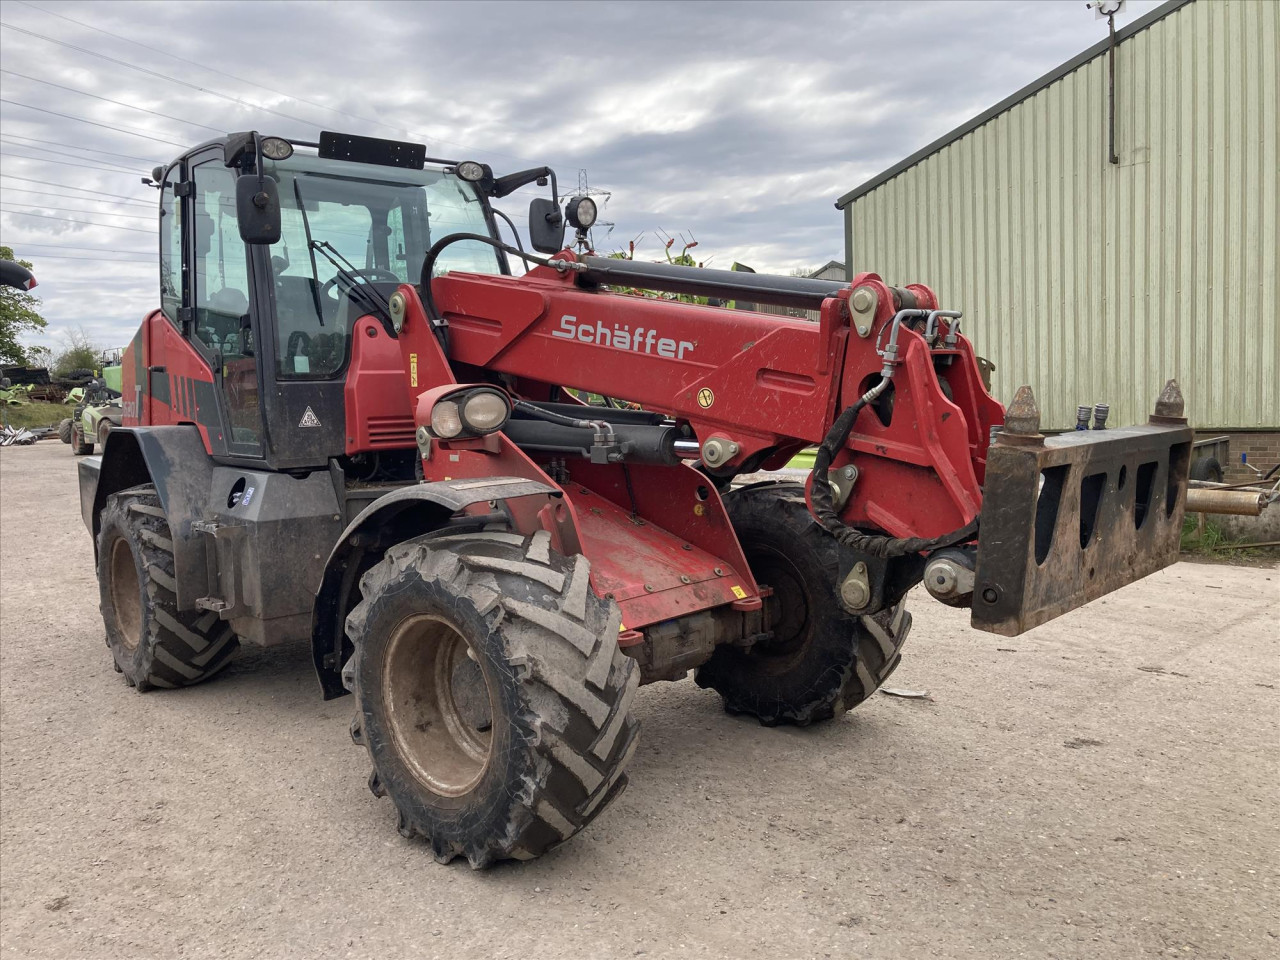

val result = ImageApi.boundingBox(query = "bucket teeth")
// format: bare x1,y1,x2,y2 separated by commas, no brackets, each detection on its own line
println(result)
1002,385,1042,438
1153,378,1185,419
349,715,364,747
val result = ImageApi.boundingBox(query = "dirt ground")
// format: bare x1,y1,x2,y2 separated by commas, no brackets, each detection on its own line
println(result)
1,440,1277,960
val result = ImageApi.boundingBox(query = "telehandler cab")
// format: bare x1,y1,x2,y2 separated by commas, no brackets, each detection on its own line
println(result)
77,131,1192,867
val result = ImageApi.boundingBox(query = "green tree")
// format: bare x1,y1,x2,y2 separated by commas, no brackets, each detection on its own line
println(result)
53,327,101,377
0,246,47,364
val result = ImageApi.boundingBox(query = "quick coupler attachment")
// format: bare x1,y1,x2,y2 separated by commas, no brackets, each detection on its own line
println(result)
971,382,1193,637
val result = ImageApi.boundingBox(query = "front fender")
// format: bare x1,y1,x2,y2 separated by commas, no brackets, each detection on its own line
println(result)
311,477,558,699
82,425,215,611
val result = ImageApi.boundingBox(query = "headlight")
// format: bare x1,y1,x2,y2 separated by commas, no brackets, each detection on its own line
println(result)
566,196,597,229
430,400,463,438
461,390,510,433
456,160,487,182
261,137,293,161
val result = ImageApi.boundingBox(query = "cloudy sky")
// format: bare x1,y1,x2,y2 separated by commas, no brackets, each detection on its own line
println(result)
0,0,1160,354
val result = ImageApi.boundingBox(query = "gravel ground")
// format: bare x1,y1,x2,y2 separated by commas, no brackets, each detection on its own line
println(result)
2,440,1277,960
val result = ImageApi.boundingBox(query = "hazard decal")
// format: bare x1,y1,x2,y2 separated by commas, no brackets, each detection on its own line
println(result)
299,406,322,427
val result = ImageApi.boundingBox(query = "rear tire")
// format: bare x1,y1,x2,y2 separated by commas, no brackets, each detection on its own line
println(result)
57,418,73,444
97,485,240,690
1189,456,1223,484
97,419,113,447
344,531,640,867
695,482,911,725
71,420,93,456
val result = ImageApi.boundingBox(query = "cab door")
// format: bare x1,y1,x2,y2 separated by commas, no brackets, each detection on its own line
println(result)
188,153,265,458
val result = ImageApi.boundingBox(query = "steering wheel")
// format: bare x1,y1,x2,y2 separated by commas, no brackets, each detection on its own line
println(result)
319,268,402,303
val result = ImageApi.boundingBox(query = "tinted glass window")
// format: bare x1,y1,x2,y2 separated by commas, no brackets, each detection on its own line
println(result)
159,173,182,323
192,160,260,448
267,155,500,380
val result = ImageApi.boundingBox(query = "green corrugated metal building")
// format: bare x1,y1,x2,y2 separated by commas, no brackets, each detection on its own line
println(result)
836,0,1277,459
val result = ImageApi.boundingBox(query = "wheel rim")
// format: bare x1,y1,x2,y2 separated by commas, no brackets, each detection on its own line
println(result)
745,542,813,670
381,614,493,798
109,537,143,651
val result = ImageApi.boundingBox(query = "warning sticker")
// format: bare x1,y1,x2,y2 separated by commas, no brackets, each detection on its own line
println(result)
697,387,715,408
730,585,747,599
299,406,322,427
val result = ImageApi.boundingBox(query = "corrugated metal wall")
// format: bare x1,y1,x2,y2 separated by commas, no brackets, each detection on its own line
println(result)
844,0,1277,430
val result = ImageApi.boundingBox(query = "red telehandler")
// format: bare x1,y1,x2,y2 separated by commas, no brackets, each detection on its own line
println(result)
76,131,1191,867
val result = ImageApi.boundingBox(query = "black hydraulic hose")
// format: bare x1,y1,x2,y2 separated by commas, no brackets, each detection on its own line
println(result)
418,232,558,354
491,208,525,256
418,232,556,324
808,398,979,558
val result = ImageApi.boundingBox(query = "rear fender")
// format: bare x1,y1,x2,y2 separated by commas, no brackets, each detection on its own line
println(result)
311,478,558,699
81,425,216,611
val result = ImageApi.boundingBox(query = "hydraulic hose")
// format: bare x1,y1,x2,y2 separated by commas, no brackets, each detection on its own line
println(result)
808,386,979,558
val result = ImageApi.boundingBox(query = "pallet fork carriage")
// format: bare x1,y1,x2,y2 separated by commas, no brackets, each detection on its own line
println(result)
57,130,1190,866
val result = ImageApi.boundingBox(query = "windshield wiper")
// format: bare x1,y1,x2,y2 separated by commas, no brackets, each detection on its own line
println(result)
293,179,326,327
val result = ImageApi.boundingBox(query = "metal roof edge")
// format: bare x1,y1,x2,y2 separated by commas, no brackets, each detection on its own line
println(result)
834,0,1193,209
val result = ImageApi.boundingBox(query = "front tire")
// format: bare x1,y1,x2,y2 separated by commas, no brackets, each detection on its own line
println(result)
695,482,911,725
97,485,240,690
344,531,640,867
71,420,93,456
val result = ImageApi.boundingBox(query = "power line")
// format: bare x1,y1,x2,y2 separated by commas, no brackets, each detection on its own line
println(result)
0,174,154,202
0,148,148,174
0,133,157,165
4,5,533,164
0,69,224,135
0,201,152,221
1,187,153,207
0,139,138,172
0,209,153,233
0,21,321,132
1,240,152,254
13,253,152,263
0,97,185,146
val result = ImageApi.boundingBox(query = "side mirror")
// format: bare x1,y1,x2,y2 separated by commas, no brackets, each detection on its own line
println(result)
0,260,36,291
528,198,565,254
236,175,281,245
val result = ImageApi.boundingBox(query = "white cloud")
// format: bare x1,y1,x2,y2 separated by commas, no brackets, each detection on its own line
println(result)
1,0,1163,353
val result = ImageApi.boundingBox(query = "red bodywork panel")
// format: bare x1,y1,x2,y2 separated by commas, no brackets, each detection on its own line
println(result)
344,316,415,453
386,254,1004,632
121,310,223,452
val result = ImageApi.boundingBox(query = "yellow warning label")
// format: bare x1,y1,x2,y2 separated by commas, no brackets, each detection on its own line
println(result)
697,387,714,408
731,585,747,599
693,503,705,516
410,352,418,387
618,622,626,633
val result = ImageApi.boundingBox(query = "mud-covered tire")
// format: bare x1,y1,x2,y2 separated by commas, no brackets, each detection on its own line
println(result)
71,420,93,455
97,485,240,690
97,419,113,446
344,530,640,868
695,482,911,725
57,418,73,444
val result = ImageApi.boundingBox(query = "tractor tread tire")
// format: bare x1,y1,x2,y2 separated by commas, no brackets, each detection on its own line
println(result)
57,418,73,444
695,481,911,726
97,485,239,691
344,531,640,868
71,419,93,456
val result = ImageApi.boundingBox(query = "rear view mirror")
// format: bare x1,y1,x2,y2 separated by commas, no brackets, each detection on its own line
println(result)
236,175,281,245
0,259,36,290
528,198,565,254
